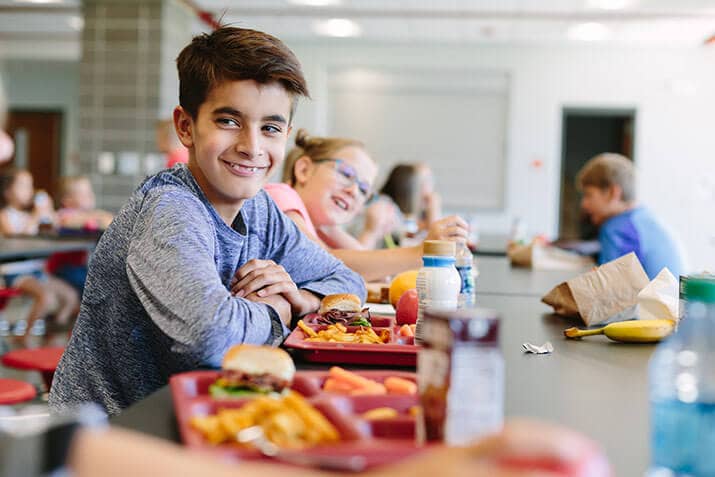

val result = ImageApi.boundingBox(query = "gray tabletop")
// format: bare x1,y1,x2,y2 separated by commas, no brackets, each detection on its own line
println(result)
477,294,652,477
112,294,653,476
475,255,586,297
0,237,96,262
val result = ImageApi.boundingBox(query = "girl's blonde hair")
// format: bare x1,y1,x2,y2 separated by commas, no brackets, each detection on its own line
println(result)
282,129,365,184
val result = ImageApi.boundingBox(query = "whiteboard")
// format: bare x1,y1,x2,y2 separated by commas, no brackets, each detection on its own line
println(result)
326,66,509,211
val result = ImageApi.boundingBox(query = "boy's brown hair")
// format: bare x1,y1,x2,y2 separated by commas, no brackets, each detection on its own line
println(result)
176,27,309,120
577,153,636,202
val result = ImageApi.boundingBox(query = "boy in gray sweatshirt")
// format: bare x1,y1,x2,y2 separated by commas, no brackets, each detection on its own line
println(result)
50,27,365,415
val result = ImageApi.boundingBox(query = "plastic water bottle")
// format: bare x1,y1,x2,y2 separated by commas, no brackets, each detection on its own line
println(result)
399,214,420,246
455,242,476,307
648,277,715,476
415,240,461,345
510,217,528,245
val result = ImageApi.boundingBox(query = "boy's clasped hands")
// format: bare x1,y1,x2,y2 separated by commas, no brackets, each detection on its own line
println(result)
230,259,319,326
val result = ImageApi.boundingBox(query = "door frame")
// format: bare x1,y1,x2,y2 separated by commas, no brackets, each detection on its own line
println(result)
5,108,65,199
557,106,637,237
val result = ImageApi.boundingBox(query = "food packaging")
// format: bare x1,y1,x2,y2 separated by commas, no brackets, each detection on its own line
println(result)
508,241,595,271
542,252,649,326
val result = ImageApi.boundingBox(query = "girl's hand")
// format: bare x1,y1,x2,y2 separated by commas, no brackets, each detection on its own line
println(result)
425,215,469,244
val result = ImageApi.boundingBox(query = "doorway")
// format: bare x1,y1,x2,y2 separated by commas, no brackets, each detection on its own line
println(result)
4,109,63,201
558,108,635,240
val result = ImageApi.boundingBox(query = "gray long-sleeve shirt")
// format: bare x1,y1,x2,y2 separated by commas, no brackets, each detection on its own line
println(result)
49,165,365,415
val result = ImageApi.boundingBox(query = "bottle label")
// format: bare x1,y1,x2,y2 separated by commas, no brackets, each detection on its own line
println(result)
445,346,504,446
415,266,460,345
418,344,504,446
456,265,475,297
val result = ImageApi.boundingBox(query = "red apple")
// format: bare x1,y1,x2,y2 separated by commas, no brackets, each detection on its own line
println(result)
396,288,418,325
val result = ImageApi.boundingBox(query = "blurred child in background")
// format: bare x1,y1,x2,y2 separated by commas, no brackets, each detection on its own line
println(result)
0,168,55,234
0,168,80,337
46,176,113,296
359,162,443,248
57,176,113,231
266,129,468,282
383,163,442,236
577,153,684,279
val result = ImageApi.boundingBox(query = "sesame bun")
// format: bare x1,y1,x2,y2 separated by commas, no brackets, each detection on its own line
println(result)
221,345,296,383
319,293,362,315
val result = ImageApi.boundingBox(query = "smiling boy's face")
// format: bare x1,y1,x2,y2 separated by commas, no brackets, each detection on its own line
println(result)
175,79,292,222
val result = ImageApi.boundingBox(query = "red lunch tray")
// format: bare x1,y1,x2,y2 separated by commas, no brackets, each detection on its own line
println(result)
170,369,426,469
283,314,419,367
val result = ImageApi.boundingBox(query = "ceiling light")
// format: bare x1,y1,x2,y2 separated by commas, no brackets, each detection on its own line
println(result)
13,0,65,4
288,0,342,6
313,18,361,38
567,22,611,42
587,0,632,9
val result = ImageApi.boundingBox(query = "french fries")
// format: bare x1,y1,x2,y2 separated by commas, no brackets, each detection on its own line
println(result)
297,319,318,338
190,391,340,449
297,320,390,345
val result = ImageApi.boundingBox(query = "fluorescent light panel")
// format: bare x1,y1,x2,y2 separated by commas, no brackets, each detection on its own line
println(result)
13,0,65,4
312,18,361,38
287,0,342,6
567,22,611,41
587,0,633,10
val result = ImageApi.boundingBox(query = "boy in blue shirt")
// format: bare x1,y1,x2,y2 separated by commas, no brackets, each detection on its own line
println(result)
577,153,684,279
50,27,365,415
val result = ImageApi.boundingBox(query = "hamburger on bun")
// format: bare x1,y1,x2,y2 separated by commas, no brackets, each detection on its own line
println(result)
317,293,371,327
209,345,295,398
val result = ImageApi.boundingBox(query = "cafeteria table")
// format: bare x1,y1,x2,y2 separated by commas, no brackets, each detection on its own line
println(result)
0,237,96,262
112,294,653,476
475,255,588,297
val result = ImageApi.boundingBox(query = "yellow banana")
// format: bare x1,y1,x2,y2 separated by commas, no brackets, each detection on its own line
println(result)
564,319,676,343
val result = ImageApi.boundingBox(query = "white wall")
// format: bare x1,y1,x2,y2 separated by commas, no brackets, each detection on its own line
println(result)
288,41,715,272
327,66,509,211
2,40,712,271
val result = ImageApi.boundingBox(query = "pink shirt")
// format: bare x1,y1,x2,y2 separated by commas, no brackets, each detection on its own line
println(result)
166,148,189,168
263,183,319,238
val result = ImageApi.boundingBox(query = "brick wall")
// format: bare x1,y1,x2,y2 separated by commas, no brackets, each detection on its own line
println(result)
79,0,192,210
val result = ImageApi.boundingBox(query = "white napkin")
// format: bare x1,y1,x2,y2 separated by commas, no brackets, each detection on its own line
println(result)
366,303,396,316
637,268,679,321
522,342,554,354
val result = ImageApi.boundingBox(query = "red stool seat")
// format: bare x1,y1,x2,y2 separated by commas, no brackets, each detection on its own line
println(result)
2,347,65,372
0,288,22,311
2,347,65,390
0,378,37,404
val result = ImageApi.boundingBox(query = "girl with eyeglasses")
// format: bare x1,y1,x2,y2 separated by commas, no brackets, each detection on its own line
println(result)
264,129,469,282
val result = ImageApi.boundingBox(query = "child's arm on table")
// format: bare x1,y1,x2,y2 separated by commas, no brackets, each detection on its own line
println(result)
125,190,289,368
